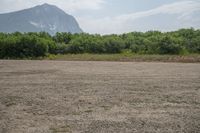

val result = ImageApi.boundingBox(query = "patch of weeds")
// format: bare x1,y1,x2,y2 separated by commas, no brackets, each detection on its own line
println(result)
84,109,93,113
71,112,81,115
50,125,71,133
100,105,111,111
0,96,22,107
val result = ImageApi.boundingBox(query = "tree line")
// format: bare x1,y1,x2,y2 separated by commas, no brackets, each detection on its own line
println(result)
0,28,199,58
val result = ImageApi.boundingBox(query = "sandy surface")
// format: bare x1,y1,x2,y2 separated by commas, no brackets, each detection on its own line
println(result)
0,60,200,133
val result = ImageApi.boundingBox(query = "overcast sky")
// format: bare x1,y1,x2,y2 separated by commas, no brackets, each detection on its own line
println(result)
0,0,200,34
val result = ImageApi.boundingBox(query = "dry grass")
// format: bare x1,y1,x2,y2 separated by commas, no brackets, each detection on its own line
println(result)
46,54,200,63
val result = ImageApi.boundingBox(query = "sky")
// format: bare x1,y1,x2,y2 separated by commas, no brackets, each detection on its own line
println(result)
0,0,200,34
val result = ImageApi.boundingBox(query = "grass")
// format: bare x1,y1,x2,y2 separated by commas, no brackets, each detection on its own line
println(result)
50,125,71,133
45,53,200,63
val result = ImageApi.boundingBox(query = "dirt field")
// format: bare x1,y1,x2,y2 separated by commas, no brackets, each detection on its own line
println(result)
0,60,200,133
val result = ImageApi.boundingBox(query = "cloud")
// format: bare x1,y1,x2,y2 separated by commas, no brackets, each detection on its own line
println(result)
0,0,105,13
116,0,200,21
78,0,200,34
0,0,199,34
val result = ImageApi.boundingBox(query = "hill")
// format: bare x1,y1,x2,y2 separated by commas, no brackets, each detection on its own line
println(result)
0,3,82,35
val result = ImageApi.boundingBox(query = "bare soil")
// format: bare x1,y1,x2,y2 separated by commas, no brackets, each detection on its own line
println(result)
0,60,200,133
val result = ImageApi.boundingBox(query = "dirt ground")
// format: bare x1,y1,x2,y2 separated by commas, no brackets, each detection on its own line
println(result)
0,60,200,133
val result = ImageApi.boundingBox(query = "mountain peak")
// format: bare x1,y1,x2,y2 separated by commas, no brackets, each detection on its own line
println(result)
36,3,58,10
40,3,54,8
0,4,83,35
42,3,51,6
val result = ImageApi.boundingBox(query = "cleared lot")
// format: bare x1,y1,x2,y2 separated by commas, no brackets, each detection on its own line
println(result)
0,60,200,133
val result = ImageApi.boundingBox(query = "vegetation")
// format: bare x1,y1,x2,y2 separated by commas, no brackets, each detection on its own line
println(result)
0,28,199,59
45,54,200,63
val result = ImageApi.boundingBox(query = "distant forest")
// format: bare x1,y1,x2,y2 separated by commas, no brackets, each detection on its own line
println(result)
0,28,199,58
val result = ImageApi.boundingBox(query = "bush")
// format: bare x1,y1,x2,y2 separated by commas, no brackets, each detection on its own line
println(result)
158,36,183,55
0,34,49,58
0,28,199,58
103,36,125,53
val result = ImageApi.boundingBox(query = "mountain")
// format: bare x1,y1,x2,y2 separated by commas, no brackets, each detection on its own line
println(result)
0,3,82,35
